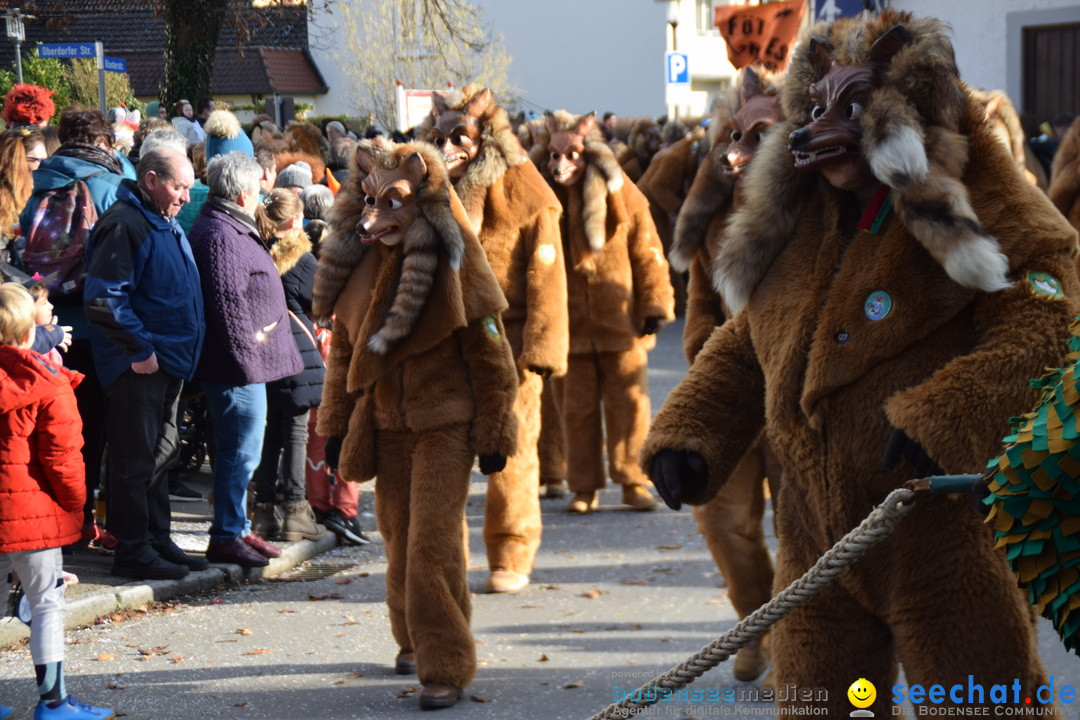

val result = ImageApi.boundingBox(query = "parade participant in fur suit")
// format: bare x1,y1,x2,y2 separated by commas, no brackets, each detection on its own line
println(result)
642,12,1079,714
416,84,569,594
970,88,1047,189
666,66,785,683
636,123,706,316
1049,116,1080,234
617,117,662,183
313,138,518,710
531,111,674,514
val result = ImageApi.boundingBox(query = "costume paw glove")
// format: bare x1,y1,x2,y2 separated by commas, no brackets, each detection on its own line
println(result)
882,429,942,478
649,448,708,510
479,454,507,474
324,436,343,472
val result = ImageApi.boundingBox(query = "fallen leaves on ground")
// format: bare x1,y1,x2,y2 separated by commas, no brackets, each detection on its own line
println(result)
538,653,549,662
243,648,273,656
658,545,684,551
563,681,585,689
343,616,361,626
582,588,602,599
398,687,421,697
237,628,253,636
95,653,116,662
307,593,344,601
470,695,491,703
168,656,188,664
622,578,647,585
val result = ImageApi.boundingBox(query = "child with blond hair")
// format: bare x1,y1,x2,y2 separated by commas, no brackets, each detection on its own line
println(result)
0,282,114,720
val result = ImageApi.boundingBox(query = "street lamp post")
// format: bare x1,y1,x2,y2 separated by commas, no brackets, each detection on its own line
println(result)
667,0,681,120
3,8,30,84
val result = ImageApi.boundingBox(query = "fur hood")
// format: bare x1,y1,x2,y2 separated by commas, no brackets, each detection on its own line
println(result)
528,110,624,251
415,84,527,231
312,137,465,355
268,228,313,276
626,117,659,169
716,11,1012,314
670,67,783,273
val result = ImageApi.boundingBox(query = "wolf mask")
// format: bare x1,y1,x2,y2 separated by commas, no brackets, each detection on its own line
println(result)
312,137,465,354
716,11,1011,314
528,110,623,251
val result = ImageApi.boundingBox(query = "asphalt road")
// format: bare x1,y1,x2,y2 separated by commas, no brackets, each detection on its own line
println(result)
1,319,1077,720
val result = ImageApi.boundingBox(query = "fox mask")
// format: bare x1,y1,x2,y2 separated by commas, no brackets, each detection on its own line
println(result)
354,146,424,247
726,68,783,181
546,111,593,187
428,88,490,181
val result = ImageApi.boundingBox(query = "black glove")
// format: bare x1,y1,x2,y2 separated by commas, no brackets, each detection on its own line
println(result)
479,453,507,475
882,429,942,478
641,316,662,336
527,365,553,380
324,436,343,472
649,448,708,510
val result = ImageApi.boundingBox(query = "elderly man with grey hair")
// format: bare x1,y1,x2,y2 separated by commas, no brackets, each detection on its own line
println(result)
139,128,188,157
301,184,334,221
187,151,304,568
84,146,207,580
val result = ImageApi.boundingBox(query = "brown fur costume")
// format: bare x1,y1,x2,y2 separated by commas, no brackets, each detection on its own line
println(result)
531,111,674,502
416,85,569,582
313,138,518,690
636,126,706,316
970,87,1048,189
1049,117,1080,235
642,13,1080,715
670,67,785,682
617,117,661,183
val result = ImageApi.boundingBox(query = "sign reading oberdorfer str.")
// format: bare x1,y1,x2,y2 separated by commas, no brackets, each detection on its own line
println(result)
37,42,96,59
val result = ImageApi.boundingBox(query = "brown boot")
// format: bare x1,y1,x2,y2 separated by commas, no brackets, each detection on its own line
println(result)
419,683,461,710
622,484,658,510
567,491,599,514
250,503,280,538
280,500,327,542
485,569,529,593
394,649,416,675
541,479,566,499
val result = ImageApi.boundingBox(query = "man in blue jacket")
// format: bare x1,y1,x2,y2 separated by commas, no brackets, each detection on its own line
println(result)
83,146,207,580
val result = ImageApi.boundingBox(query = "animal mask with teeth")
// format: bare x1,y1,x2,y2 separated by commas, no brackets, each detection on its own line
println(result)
715,11,1012,314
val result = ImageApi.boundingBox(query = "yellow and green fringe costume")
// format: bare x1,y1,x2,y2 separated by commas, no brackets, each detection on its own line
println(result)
985,318,1080,653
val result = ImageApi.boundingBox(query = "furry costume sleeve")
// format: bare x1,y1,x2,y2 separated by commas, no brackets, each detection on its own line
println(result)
622,183,676,330
885,254,1080,474
640,313,765,505
516,201,570,377
460,311,519,458
1049,118,1080,232
683,251,726,363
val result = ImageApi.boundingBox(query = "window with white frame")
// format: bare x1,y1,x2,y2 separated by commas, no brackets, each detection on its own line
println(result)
696,0,717,34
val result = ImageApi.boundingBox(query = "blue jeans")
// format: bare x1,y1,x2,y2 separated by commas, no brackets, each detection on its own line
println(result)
202,382,266,543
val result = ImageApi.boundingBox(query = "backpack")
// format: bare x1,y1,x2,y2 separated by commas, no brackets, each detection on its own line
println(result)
22,171,105,297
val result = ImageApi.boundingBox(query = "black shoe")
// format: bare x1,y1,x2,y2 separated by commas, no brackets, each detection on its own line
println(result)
154,541,210,571
168,482,203,502
112,553,190,580
322,510,372,545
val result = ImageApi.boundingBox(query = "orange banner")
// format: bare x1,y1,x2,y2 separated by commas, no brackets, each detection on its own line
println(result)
714,0,806,71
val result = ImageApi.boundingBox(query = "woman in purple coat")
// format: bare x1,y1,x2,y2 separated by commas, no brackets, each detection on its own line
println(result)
187,151,303,567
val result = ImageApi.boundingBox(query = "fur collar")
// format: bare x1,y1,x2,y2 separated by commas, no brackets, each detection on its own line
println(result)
268,228,312,276
528,110,623,251
414,84,527,232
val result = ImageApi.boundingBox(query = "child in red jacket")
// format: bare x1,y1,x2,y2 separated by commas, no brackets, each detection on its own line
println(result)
0,283,114,720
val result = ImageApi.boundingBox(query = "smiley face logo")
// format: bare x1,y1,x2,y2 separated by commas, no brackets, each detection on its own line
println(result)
848,678,876,710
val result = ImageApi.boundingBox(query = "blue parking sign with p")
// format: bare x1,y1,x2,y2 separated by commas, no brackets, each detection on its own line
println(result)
666,52,689,85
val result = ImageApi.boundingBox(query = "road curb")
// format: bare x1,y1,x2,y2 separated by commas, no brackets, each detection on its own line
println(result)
0,532,340,649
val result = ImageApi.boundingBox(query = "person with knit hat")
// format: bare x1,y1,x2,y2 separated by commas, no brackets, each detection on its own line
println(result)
1,84,55,128
275,161,313,194
177,109,253,235
144,101,167,122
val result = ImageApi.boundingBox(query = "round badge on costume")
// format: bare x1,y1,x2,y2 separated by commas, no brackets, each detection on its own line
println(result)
537,243,556,265
864,291,892,321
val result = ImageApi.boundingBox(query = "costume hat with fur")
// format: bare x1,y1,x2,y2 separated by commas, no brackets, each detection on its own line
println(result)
204,109,255,161
528,110,623,251
717,11,1012,314
1,84,54,126
312,138,465,355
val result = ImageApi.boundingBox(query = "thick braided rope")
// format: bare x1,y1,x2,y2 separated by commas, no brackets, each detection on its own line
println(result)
587,487,917,720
